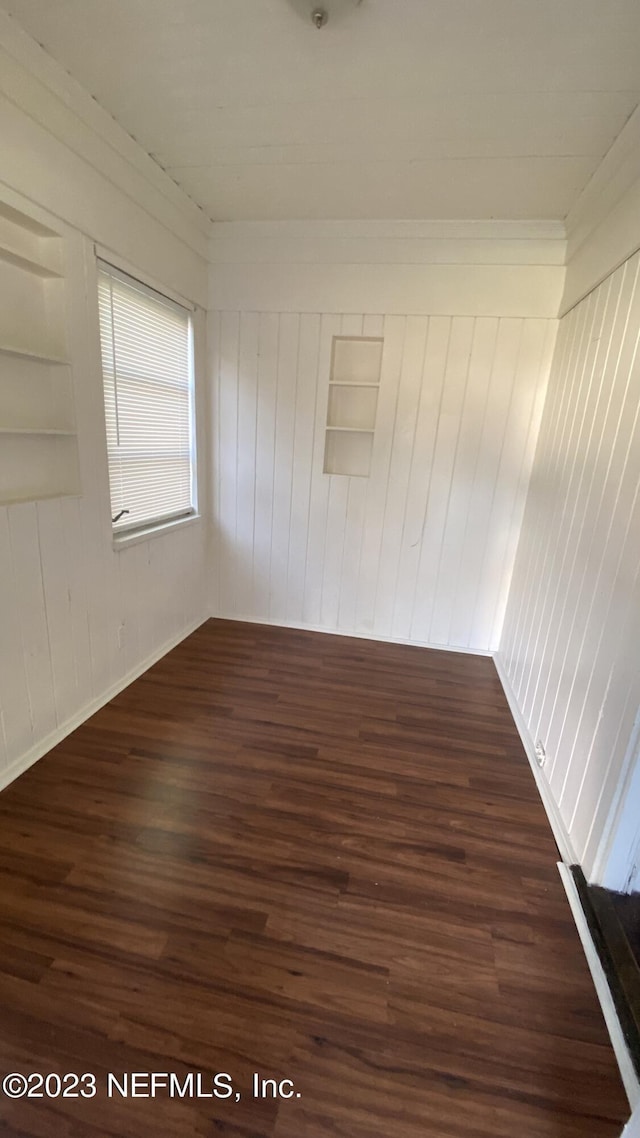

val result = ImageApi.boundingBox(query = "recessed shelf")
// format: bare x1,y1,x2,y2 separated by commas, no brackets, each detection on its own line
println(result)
327,383,378,432
0,344,69,366
324,428,374,477
323,336,383,477
0,195,79,507
331,336,384,385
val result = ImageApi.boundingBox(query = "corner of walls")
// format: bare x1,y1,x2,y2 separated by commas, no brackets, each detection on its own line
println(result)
562,104,640,314
0,8,209,306
492,652,577,864
496,234,640,887
0,17,211,788
208,219,566,317
494,106,640,887
0,615,207,797
207,219,563,652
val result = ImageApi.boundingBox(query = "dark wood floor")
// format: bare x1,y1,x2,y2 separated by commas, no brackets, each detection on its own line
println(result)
613,892,640,974
0,619,629,1137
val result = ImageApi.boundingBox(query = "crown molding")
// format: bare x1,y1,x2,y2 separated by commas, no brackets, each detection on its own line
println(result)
566,104,640,260
561,105,640,311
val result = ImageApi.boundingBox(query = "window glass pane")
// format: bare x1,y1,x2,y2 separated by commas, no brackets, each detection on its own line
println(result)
97,263,195,532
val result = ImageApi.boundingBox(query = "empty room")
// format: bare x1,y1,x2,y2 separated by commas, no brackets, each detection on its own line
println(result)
1,1,640,1135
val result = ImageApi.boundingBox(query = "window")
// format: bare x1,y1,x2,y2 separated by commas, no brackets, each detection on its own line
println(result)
97,261,196,536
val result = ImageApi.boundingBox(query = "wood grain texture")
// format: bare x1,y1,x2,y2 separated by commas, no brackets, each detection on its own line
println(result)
0,618,628,1137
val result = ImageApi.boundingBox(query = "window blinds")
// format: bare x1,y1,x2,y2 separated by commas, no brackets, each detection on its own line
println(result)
97,262,195,533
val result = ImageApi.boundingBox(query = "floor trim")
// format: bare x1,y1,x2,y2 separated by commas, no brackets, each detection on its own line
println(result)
492,653,577,864
209,611,493,657
622,1105,640,1136
559,863,640,1111
574,872,640,1079
0,615,208,795
492,656,640,1113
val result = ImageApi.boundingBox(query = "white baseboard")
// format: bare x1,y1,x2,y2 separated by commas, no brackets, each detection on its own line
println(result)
0,615,208,795
493,655,639,1115
492,652,577,865
209,610,493,657
622,1105,640,1137
558,862,639,1111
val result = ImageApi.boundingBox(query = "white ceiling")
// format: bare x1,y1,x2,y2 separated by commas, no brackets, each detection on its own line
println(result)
4,0,640,222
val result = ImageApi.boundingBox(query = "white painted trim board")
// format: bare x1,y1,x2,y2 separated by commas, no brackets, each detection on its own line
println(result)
558,862,639,1111
494,653,639,1116
622,1103,640,1137
208,610,493,656
492,652,577,864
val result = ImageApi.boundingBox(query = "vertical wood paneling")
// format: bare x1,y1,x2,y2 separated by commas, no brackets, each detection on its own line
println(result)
286,314,320,624
430,317,498,647
330,314,365,630
410,316,475,642
36,497,81,722
235,311,259,619
7,503,57,740
0,233,209,786
447,318,500,646
210,309,555,654
302,314,341,627
498,250,640,876
217,310,240,616
355,315,406,634
373,315,427,640
394,317,450,641
0,509,32,761
251,313,278,619
487,319,558,650
322,314,362,630
270,314,300,624
475,318,555,650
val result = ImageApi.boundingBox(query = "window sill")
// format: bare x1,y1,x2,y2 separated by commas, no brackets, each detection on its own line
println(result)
112,512,201,551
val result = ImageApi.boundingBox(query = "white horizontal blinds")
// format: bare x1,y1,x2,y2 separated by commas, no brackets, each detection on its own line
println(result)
97,262,194,533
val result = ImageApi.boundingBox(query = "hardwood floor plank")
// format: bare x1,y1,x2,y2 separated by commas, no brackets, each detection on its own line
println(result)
0,618,628,1136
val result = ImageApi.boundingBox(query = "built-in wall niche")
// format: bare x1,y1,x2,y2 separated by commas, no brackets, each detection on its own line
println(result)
323,336,383,477
0,198,79,505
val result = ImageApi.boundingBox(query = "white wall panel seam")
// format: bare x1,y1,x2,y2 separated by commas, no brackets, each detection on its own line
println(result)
209,307,554,654
556,263,640,805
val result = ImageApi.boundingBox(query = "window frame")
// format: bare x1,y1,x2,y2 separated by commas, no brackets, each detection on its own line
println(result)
96,258,199,545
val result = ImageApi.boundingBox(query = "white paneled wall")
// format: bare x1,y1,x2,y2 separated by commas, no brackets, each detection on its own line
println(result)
498,251,640,876
0,230,208,784
0,18,210,789
0,499,206,777
210,310,556,653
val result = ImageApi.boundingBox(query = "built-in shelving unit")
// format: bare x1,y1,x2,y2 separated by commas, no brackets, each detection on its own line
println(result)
0,345,69,365
0,198,79,506
324,336,383,477
0,428,76,436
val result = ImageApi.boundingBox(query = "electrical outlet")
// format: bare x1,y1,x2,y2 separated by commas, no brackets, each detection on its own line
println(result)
117,623,126,649
534,739,547,768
